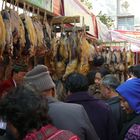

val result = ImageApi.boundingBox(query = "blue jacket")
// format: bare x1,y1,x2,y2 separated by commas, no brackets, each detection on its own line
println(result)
66,92,118,140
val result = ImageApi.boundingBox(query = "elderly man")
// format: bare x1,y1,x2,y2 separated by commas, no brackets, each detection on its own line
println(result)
65,72,118,140
101,74,125,132
24,65,99,140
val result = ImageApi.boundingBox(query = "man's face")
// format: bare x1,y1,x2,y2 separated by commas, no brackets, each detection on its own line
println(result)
14,71,27,84
94,72,102,86
100,84,110,100
119,96,133,114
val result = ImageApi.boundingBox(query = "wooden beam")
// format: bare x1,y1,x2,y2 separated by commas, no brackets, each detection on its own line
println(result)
51,16,80,24
53,26,89,32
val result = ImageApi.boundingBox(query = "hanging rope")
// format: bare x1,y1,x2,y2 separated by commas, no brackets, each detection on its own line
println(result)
2,0,4,10
23,2,26,14
43,11,47,23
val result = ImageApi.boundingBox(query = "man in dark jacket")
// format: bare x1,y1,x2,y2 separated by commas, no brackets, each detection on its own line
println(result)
65,72,118,140
101,74,125,132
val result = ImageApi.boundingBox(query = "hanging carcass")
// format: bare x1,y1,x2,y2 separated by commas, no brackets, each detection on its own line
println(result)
78,32,91,75
32,16,46,54
1,10,13,56
9,9,26,59
43,19,51,49
0,12,6,61
63,29,81,79
20,14,36,57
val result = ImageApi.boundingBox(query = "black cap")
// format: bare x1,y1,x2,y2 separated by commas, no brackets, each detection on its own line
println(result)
12,64,28,73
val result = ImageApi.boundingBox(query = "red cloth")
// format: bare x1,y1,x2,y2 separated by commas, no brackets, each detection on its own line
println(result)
24,124,80,140
0,78,15,97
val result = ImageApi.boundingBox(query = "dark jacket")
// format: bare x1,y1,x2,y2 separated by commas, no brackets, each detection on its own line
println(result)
119,114,140,140
0,136,8,140
66,92,118,140
106,96,124,132
47,97,99,140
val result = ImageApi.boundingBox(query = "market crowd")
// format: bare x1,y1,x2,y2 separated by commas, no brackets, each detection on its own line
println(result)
0,56,140,140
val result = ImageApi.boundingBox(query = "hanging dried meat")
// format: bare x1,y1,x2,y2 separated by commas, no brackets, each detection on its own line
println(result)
68,30,80,61
63,30,81,79
32,17,44,50
1,10,13,55
126,50,133,65
78,35,90,75
43,22,51,49
63,59,78,80
89,44,95,61
59,33,69,62
0,12,6,60
19,15,26,52
20,14,36,56
9,10,26,59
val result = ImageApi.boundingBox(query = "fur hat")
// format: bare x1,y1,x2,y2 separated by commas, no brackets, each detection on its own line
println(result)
24,65,55,92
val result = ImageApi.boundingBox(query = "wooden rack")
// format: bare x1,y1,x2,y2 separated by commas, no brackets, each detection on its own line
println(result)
53,25,89,32
51,16,90,32
51,16,80,24
5,0,54,18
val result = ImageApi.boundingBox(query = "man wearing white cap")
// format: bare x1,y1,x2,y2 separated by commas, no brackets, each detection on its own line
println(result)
24,65,99,140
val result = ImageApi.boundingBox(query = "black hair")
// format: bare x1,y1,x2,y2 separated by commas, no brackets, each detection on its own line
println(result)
65,72,89,93
11,64,28,77
87,71,97,85
128,65,134,74
0,84,51,139
93,55,104,66
133,65,140,78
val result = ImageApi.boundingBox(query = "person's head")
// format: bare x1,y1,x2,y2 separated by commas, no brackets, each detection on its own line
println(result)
132,64,140,78
116,78,140,114
127,65,134,79
24,65,56,97
87,71,102,86
0,84,50,140
94,72,102,86
65,72,88,94
101,74,120,100
12,64,28,84
93,55,104,67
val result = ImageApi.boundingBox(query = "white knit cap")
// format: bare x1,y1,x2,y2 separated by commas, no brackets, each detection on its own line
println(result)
24,65,55,92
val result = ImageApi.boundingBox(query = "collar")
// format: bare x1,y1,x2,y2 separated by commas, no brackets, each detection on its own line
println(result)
47,97,59,104
12,79,17,87
66,91,97,103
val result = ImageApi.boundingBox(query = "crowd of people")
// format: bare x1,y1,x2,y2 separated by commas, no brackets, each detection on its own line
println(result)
0,55,140,140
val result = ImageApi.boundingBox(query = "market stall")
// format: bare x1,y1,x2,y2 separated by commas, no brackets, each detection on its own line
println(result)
0,0,97,81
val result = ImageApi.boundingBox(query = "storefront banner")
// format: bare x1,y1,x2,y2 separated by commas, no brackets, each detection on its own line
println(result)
63,0,95,36
23,0,53,12
97,19,111,41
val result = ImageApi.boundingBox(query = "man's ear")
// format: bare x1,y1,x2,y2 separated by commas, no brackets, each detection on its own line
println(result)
52,88,56,97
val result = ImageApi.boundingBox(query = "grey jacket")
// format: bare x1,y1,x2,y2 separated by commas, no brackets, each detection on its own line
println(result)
47,97,99,140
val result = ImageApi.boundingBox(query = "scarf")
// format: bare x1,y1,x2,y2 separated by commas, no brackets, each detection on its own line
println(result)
23,124,79,140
